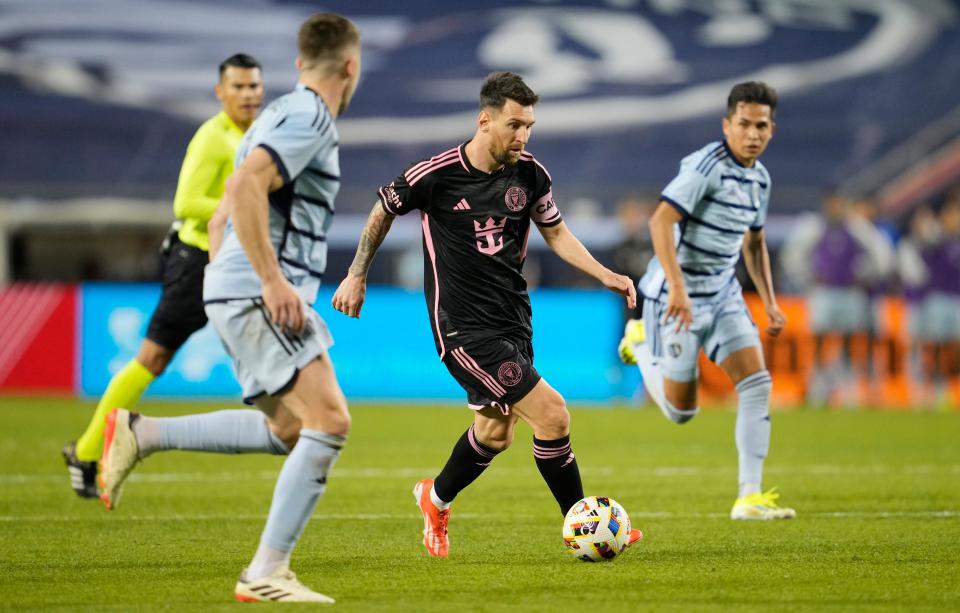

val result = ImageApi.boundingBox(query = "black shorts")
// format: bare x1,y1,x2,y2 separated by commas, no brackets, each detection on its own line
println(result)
145,235,208,351
442,335,541,414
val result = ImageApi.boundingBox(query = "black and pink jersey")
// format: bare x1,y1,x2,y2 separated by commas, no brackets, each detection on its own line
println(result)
377,142,562,358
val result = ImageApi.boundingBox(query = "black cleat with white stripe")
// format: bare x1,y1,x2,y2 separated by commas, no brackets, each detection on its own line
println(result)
62,441,98,498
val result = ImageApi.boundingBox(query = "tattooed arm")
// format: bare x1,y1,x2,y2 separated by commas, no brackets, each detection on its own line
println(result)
331,202,396,318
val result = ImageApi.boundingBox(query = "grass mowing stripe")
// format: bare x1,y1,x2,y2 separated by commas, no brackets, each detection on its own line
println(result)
6,463,959,484
3,510,957,522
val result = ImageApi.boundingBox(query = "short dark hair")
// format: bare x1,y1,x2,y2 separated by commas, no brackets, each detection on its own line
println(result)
298,13,360,68
726,81,778,117
479,71,539,111
219,53,261,78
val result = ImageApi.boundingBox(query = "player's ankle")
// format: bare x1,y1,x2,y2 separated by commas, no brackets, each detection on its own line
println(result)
430,484,451,510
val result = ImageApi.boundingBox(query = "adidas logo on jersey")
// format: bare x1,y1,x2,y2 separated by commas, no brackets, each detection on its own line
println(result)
453,198,471,211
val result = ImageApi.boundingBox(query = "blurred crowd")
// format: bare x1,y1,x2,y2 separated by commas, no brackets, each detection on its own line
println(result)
779,188,959,406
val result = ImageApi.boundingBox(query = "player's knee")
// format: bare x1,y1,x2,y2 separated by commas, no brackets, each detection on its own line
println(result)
663,384,698,424
473,419,513,451
321,402,351,437
297,393,351,437
664,400,700,425
270,421,301,450
537,392,570,438
482,430,513,452
136,347,173,377
337,408,352,435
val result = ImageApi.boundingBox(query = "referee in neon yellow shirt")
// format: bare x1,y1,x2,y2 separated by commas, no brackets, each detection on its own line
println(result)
63,54,265,497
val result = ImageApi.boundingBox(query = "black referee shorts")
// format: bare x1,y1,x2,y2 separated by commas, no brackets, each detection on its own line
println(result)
145,235,208,352
442,335,542,414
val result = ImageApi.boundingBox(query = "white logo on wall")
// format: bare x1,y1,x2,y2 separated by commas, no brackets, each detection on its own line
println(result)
0,0,952,144
0,1,404,121
107,308,228,382
178,325,230,382
352,0,953,144
107,308,144,375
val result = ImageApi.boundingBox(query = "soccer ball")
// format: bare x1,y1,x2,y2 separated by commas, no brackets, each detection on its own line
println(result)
562,496,632,562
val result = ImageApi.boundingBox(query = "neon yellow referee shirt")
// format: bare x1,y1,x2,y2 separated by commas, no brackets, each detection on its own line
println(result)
173,111,245,251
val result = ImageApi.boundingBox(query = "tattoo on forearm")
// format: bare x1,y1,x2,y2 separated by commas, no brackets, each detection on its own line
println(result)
348,204,395,277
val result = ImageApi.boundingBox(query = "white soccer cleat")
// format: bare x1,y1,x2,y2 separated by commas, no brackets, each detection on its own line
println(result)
730,488,797,520
235,565,335,603
98,408,140,510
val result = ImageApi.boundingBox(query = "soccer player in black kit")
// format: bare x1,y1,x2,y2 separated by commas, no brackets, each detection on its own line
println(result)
332,72,641,557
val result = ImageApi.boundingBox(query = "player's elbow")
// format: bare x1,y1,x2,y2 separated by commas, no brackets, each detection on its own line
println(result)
539,224,563,247
172,194,191,220
648,209,676,234
224,171,248,200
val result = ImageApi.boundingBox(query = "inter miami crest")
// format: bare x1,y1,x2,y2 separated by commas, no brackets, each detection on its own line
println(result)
497,361,523,387
504,187,527,212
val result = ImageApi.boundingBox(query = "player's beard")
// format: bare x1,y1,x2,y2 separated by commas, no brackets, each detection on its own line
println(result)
491,146,521,167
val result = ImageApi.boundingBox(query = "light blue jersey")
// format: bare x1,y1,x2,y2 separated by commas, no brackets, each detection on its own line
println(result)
205,83,339,305
638,140,771,302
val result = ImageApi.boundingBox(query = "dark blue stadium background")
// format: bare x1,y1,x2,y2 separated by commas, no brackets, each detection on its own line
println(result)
1,0,958,213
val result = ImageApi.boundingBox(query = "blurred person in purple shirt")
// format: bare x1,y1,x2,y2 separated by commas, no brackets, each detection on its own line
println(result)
924,193,960,399
780,191,892,405
896,206,939,401
850,196,896,385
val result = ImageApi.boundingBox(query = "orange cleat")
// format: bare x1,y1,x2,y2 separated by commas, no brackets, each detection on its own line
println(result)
412,479,450,557
626,528,644,547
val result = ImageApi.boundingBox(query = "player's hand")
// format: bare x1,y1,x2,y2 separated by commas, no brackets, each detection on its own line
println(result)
332,275,367,318
602,272,637,310
765,303,787,337
666,285,693,332
262,276,306,334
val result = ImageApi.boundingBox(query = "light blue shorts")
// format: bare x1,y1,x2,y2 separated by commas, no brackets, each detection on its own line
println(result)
809,287,869,334
643,289,760,383
918,292,960,341
205,299,333,403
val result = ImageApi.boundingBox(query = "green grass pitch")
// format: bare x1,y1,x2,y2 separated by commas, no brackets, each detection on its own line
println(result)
2,397,958,612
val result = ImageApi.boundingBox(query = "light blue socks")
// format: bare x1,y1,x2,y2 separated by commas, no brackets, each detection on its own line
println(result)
735,370,773,494
135,409,289,458
248,430,346,579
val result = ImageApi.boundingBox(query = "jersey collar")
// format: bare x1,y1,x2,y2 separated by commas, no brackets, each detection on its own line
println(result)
295,82,331,118
218,111,244,136
460,141,506,176
722,139,752,169
296,82,319,96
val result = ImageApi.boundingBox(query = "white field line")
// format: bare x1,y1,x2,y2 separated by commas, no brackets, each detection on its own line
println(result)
0,510,957,523
4,464,960,486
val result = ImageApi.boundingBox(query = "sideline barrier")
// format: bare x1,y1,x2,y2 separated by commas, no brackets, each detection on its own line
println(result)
0,283,76,393
0,283,955,407
77,284,623,402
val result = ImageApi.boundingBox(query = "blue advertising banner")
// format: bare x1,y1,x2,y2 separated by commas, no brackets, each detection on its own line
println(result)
80,283,241,398
79,284,630,402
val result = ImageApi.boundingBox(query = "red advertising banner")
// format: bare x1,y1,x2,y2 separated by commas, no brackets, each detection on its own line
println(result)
0,284,76,393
